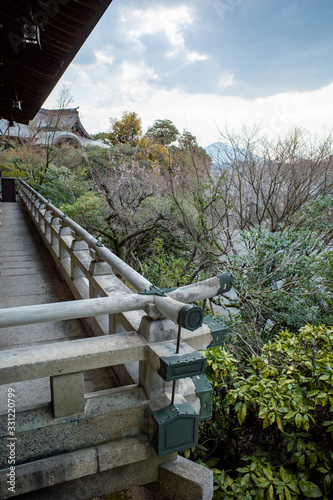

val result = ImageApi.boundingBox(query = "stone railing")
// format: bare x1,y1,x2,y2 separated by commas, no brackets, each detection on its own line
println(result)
0,179,233,499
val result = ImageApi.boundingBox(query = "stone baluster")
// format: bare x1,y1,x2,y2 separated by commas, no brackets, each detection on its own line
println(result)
70,232,89,280
51,372,85,418
44,209,53,242
50,215,61,248
89,249,116,334
58,223,71,261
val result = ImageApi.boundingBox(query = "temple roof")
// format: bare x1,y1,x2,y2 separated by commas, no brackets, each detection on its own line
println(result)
0,0,113,125
32,107,93,139
0,107,107,148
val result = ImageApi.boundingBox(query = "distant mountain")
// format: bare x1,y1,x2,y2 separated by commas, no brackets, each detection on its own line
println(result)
205,142,236,169
205,142,264,169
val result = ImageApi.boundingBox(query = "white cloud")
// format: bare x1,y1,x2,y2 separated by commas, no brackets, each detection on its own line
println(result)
73,71,92,89
116,60,159,105
124,6,208,63
95,51,115,66
218,71,235,89
46,76,333,147
187,51,209,62
127,6,193,51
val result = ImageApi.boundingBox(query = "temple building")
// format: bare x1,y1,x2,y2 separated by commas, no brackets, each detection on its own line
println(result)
0,107,106,148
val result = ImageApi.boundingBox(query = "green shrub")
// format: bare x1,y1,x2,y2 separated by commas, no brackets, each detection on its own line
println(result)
198,325,333,499
224,229,333,338
39,164,90,206
141,237,210,287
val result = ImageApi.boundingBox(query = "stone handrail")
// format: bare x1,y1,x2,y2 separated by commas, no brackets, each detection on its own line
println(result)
18,179,151,292
17,178,232,338
0,180,232,421
0,178,231,500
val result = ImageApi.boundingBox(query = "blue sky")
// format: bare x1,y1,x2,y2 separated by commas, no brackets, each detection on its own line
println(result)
45,0,333,146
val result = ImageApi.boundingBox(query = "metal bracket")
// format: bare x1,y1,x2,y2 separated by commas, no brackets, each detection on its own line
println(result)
160,286,178,293
138,285,167,297
192,374,213,421
158,351,207,381
217,272,234,294
95,237,104,247
204,315,229,348
177,304,203,331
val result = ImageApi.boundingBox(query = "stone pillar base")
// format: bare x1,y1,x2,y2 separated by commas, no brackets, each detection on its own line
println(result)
147,456,213,500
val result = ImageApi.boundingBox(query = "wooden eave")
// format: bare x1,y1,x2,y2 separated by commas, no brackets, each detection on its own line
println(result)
0,0,113,124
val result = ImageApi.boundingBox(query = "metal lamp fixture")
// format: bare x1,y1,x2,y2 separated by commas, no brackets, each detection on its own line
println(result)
22,21,41,48
22,3,42,49
12,99,23,111
12,82,23,111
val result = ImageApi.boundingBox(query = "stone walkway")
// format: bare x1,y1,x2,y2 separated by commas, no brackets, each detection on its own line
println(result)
0,198,120,413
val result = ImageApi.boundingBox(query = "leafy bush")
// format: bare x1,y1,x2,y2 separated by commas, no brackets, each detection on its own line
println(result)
198,325,333,499
60,194,107,237
38,164,90,206
222,228,333,343
0,159,26,178
141,236,210,287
